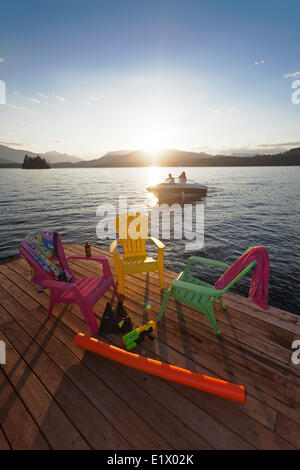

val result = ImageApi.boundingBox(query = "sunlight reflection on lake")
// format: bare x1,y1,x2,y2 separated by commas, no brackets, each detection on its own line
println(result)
1,165,299,314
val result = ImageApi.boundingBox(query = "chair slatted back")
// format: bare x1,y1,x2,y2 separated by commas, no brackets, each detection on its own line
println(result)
20,231,73,281
115,213,148,257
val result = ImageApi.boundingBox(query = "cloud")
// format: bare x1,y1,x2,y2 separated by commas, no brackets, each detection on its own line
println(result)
207,140,300,156
52,94,67,102
255,140,300,149
81,101,91,105
208,107,236,115
89,96,101,101
284,71,300,78
0,141,25,147
13,91,20,95
0,58,4,63
4,103,30,112
211,108,222,116
37,92,49,98
28,98,41,103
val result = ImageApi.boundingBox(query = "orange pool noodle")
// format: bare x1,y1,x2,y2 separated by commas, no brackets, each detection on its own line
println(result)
74,333,245,403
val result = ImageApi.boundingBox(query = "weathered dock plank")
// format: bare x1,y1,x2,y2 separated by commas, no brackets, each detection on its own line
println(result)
0,244,299,450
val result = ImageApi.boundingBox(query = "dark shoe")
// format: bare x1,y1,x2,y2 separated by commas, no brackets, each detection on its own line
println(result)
99,303,118,335
117,315,133,334
114,302,133,334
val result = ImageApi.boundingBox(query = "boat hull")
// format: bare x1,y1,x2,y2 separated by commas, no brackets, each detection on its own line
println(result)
147,183,207,202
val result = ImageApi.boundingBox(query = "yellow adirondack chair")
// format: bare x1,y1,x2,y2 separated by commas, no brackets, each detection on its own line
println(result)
110,213,165,295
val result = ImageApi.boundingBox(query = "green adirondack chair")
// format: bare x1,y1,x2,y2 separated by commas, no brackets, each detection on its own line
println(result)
157,255,256,334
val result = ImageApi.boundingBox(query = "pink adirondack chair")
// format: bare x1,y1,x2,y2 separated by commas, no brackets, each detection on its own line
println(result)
20,231,120,334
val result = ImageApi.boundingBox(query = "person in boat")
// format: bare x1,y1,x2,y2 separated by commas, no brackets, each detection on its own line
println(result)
165,173,175,183
179,171,187,183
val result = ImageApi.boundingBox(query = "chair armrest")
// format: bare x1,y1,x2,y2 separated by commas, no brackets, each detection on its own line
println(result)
39,279,87,305
109,240,123,272
172,279,224,296
39,279,75,292
185,256,230,274
66,254,110,275
110,240,120,254
147,237,165,250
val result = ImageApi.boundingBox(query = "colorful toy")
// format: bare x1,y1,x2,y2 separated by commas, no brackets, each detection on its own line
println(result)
110,213,165,295
74,333,246,403
20,231,120,334
122,320,157,351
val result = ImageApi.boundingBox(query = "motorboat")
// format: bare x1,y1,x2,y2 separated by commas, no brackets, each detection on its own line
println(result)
146,178,207,202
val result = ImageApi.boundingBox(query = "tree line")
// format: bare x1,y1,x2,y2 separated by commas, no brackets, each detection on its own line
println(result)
22,154,51,169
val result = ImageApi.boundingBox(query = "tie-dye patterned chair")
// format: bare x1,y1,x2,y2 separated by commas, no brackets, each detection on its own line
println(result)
20,231,120,334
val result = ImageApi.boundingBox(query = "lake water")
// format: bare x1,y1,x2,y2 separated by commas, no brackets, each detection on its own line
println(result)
0,166,299,314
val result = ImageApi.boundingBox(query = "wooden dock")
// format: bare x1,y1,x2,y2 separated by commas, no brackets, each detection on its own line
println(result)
0,244,299,450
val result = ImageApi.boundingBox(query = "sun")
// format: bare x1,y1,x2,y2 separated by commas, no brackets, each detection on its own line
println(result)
137,127,175,153
139,136,163,153
140,142,160,152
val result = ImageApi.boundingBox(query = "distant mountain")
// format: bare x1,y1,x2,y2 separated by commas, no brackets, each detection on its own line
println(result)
0,144,82,164
0,145,36,164
0,157,12,164
95,149,211,167
54,148,213,168
196,147,300,167
88,147,300,167
1,144,300,168
42,151,82,164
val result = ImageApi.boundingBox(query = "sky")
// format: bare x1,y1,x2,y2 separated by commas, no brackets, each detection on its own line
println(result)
0,0,300,158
